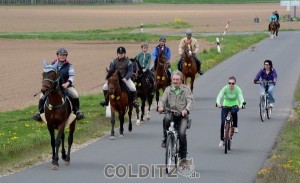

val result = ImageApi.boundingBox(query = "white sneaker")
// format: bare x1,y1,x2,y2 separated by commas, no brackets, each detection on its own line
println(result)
234,128,239,133
219,141,224,147
269,103,274,108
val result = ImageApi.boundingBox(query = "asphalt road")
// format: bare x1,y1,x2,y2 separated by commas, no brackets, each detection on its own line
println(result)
1,32,300,183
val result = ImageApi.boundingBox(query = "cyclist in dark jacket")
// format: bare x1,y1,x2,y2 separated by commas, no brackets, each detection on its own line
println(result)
253,60,278,108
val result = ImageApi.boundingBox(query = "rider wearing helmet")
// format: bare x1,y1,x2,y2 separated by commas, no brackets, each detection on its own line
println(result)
32,48,85,121
178,29,204,75
151,36,172,85
100,46,140,108
135,42,155,87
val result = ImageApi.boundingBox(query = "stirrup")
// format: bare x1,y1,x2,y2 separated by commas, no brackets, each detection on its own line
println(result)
76,111,85,120
133,101,139,108
32,112,42,122
99,101,108,107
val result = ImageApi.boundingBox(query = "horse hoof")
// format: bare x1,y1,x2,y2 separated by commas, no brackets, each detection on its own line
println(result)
51,164,59,170
119,134,124,138
136,120,140,126
65,161,70,166
110,136,115,140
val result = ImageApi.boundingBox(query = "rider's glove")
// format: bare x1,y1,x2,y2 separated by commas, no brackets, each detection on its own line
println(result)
189,51,192,55
142,69,146,72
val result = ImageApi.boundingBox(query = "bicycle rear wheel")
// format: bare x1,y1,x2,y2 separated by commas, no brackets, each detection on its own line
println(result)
165,134,174,174
267,100,272,119
259,97,266,122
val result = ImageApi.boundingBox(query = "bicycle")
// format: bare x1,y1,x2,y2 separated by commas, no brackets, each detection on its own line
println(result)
255,80,274,122
218,102,246,154
161,108,191,174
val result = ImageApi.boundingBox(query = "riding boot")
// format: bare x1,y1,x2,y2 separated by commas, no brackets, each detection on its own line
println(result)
130,91,140,108
73,98,85,120
32,98,45,122
100,90,109,107
177,60,183,72
194,56,204,75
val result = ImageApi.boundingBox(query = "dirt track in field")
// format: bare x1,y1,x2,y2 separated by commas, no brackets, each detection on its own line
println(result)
0,3,295,111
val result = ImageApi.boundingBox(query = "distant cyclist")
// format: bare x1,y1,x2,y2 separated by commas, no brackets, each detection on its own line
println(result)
216,76,245,147
157,70,194,160
253,59,278,108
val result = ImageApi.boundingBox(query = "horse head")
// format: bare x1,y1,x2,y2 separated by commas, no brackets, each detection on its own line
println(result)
183,40,193,58
106,70,123,99
41,62,60,95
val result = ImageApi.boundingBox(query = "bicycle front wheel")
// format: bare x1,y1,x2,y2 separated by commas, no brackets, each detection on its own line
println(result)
224,123,230,154
165,134,174,174
259,97,266,122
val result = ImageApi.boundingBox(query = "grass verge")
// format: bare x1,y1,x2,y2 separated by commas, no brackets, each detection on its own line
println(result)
256,79,300,183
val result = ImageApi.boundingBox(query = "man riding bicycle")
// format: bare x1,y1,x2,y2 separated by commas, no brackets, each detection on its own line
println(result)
216,76,245,147
157,70,194,160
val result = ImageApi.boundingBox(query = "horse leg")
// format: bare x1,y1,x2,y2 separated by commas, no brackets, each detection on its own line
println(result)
141,98,146,121
52,128,64,170
119,111,125,136
110,111,115,140
61,132,66,161
65,123,75,165
135,104,140,125
128,106,133,132
48,127,56,166
190,76,195,93
156,90,160,107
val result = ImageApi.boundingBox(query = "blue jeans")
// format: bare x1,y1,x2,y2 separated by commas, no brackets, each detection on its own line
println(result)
220,107,239,141
260,84,275,103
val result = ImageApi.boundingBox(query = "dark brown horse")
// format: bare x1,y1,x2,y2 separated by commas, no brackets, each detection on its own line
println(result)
181,41,197,92
106,70,133,139
270,20,279,39
41,62,76,170
131,58,154,123
154,51,170,106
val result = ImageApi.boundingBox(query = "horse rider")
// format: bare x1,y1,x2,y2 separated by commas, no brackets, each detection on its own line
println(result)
32,48,85,121
274,10,280,28
135,42,155,87
269,11,278,31
157,70,194,160
151,36,172,85
178,29,204,75
100,46,140,108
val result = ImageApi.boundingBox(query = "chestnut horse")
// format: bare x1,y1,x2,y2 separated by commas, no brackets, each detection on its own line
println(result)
181,41,197,92
154,51,170,106
106,70,133,139
270,20,279,39
41,62,76,170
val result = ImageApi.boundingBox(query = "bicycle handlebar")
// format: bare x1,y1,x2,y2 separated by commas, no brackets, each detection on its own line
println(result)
254,80,275,85
216,102,246,109
159,108,182,117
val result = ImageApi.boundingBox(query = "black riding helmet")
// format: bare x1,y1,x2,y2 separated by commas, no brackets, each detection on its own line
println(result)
117,46,126,54
56,48,68,55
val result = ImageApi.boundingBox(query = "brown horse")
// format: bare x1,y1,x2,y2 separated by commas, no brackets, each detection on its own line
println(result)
131,58,154,123
41,62,76,170
106,70,133,139
269,20,279,39
154,51,170,106
181,41,197,92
